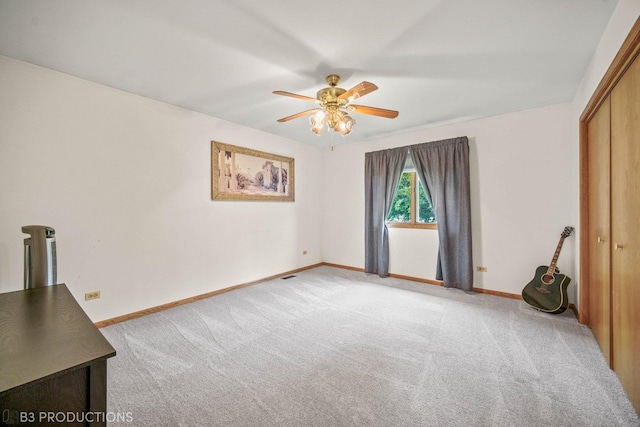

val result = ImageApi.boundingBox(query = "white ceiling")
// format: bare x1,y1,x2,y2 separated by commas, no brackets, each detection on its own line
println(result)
0,0,618,147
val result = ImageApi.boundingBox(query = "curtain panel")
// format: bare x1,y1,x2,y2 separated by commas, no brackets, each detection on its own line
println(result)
409,136,473,290
364,147,407,277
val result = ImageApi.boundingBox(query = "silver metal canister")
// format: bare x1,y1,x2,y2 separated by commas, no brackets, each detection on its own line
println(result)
22,225,57,289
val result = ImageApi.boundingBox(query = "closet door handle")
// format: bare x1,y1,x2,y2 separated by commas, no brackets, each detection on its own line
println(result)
615,243,624,250
597,236,605,243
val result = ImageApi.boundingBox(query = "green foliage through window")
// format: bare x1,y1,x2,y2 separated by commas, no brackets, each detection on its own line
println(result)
417,182,436,223
387,171,436,225
387,172,412,222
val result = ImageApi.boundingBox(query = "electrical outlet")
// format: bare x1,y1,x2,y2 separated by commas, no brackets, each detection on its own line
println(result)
302,250,308,255
477,266,488,272
85,291,101,301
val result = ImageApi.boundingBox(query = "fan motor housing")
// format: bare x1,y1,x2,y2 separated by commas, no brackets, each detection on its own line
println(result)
317,87,347,105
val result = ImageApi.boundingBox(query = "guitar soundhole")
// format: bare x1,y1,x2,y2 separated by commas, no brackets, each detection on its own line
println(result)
541,274,555,285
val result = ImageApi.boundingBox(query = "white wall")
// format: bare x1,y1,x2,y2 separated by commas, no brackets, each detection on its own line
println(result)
0,56,323,322
570,0,640,307
322,103,577,299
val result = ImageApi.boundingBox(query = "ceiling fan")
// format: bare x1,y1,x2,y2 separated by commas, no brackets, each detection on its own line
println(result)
273,74,399,136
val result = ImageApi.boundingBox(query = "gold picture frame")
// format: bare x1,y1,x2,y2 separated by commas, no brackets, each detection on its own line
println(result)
211,141,295,201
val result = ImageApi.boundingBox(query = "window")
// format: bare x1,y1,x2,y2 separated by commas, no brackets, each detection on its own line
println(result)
387,170,437,229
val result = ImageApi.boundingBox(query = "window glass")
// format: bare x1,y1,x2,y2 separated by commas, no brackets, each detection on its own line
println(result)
417,182,436,223
386,170,436,226
387,172,411,222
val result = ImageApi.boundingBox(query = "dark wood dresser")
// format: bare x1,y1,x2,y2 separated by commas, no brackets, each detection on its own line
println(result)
0,284,115,426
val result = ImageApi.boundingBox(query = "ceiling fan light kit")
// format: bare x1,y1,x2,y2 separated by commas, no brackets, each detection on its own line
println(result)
274,74,398,137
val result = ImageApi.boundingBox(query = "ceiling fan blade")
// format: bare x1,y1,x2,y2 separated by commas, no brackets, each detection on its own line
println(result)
338,81,378,102
273,91,317,102
350,104,399,119
277,109,319,123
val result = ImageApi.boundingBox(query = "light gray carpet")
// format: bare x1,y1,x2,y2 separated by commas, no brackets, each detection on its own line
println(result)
101,266,639,426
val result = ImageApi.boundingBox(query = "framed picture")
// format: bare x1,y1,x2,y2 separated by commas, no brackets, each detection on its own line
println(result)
211,141,295,201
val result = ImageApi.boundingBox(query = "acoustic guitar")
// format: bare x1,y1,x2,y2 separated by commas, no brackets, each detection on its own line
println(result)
522,226,574,314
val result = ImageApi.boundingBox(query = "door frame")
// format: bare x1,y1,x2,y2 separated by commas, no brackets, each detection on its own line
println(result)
579,17,640,324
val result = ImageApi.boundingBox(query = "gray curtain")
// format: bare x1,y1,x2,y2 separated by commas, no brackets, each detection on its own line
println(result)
364,147,407,277
409,137,473,291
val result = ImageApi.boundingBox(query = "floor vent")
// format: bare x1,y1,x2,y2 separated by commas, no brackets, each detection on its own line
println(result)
281,275,296,280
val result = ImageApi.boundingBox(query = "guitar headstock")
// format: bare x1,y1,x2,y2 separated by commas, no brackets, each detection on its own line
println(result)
562,226,575,238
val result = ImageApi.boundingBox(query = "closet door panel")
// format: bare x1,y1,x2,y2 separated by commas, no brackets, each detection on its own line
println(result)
587,97,611,365
611,55,640,413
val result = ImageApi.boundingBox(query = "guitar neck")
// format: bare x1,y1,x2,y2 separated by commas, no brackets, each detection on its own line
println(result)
546,237,566,275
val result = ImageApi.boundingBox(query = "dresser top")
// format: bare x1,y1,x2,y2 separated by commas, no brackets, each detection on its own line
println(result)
0,284,116,394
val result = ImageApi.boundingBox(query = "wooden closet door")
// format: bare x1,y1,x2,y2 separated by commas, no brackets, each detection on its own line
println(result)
587,97,611,365
611,54,640,413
